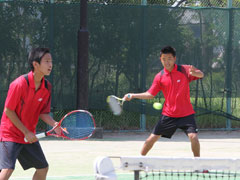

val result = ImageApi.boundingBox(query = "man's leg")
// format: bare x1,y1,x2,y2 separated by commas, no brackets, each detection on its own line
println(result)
0,169,14,180
188,133,200,157
0,142,21,180
141,134,161,156
32,167,48,180
18,141,48,179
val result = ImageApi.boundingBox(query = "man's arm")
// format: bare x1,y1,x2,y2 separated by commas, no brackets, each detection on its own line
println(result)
123,91,154,101
39,113,62,135
39,113,57,127
189,65,204,78
5,107,37,143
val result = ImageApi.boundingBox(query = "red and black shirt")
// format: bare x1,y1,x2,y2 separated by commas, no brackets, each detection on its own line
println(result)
148,64,201,117
0,71,52,143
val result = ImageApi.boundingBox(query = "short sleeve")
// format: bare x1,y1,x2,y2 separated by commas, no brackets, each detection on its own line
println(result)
147,73,162,96
5,82,23,111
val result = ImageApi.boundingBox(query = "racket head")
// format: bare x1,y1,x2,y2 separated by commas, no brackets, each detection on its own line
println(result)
106,95,123,116
47,110,96,140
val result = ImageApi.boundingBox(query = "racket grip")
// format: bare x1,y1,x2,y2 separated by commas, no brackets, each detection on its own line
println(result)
36,132,47,139
24,132,47,142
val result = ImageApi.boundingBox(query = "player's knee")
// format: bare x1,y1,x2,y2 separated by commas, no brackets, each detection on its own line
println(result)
188,133,198,142
36,166,49,175
43,166,49,174
146,135,160,144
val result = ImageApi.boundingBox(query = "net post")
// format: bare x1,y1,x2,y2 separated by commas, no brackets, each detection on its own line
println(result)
134,170,140,180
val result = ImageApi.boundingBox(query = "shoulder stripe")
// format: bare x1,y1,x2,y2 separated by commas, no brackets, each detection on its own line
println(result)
177,64,182,72
177,64,188,79
23,74,48,90
23,74,29,86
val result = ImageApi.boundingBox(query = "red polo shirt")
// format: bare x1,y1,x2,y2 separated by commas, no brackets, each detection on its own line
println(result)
0,71,52,143
148,64,200,117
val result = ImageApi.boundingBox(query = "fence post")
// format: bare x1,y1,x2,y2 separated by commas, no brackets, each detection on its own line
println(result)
77,0,89,110
49,0,54,127
226,0,233,130
140,0,147,131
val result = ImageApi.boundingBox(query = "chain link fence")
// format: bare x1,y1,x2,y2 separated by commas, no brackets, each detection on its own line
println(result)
1,1,240,132
1,0,240,7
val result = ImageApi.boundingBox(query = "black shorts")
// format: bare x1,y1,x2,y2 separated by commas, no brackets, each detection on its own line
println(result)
152,114,198,138
0,141,48,170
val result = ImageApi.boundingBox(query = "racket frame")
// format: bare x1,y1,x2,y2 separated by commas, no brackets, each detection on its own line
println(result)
46,110,96,140
25,110,96,142
107,95,130,115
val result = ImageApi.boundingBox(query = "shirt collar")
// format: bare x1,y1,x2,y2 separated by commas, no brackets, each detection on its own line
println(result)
28,71,46,90
164,64,177,74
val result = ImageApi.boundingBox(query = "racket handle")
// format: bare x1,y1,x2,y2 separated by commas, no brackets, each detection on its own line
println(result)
36,132,47,139
123,94,132,102
24,132,47,142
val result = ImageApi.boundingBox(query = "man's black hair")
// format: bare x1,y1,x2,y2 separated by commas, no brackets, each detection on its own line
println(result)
160,46,176,57
28,47,50,71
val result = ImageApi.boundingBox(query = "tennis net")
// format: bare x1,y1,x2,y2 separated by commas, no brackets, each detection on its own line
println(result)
95,156,240,180
121,156,240,180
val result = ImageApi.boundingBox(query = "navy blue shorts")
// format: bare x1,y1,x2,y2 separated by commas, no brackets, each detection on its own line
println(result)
152,114,198,138
0,141,48,170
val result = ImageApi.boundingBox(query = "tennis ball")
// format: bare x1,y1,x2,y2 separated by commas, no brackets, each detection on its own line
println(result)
153,102,162,110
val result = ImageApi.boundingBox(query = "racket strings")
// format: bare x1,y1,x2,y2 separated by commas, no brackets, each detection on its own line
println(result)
61,112,95,139
62,127,95,138
108,97,122,115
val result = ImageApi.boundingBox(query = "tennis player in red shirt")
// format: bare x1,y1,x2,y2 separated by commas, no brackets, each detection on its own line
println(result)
0,48,61,180
123,46,204,157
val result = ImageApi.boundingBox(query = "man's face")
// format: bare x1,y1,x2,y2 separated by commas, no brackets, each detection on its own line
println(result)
160,53,176,71
34,53,53,76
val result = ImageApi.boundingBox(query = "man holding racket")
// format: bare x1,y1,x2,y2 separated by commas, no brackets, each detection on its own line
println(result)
123,46,204,157
0,48,61,180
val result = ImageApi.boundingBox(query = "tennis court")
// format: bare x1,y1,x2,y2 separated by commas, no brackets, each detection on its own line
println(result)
11,130,240,180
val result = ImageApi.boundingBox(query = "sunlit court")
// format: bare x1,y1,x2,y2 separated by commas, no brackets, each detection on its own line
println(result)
10,131,240,180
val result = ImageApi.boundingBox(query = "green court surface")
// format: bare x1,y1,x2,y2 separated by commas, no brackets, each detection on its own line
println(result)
10,131,240,180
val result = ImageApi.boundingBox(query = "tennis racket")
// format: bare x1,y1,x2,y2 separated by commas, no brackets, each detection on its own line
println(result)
24,110,96,142
106,94,131,116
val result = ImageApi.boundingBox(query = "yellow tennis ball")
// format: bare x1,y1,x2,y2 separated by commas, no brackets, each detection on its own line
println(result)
153,102,162,110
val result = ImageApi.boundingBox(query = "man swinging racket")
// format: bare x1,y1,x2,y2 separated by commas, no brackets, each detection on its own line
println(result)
123,46,204,157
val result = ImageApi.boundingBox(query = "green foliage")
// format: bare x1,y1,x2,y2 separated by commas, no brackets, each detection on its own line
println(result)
1,2,240,132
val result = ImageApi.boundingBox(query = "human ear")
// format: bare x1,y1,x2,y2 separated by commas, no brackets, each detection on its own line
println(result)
173,56,176,62
32,61,40,69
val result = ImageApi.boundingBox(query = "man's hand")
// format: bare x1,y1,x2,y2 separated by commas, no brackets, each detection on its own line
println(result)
189,65,197,75
189,65,204,78
123,93,133,101
53,122,62,135
24,131,38,143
